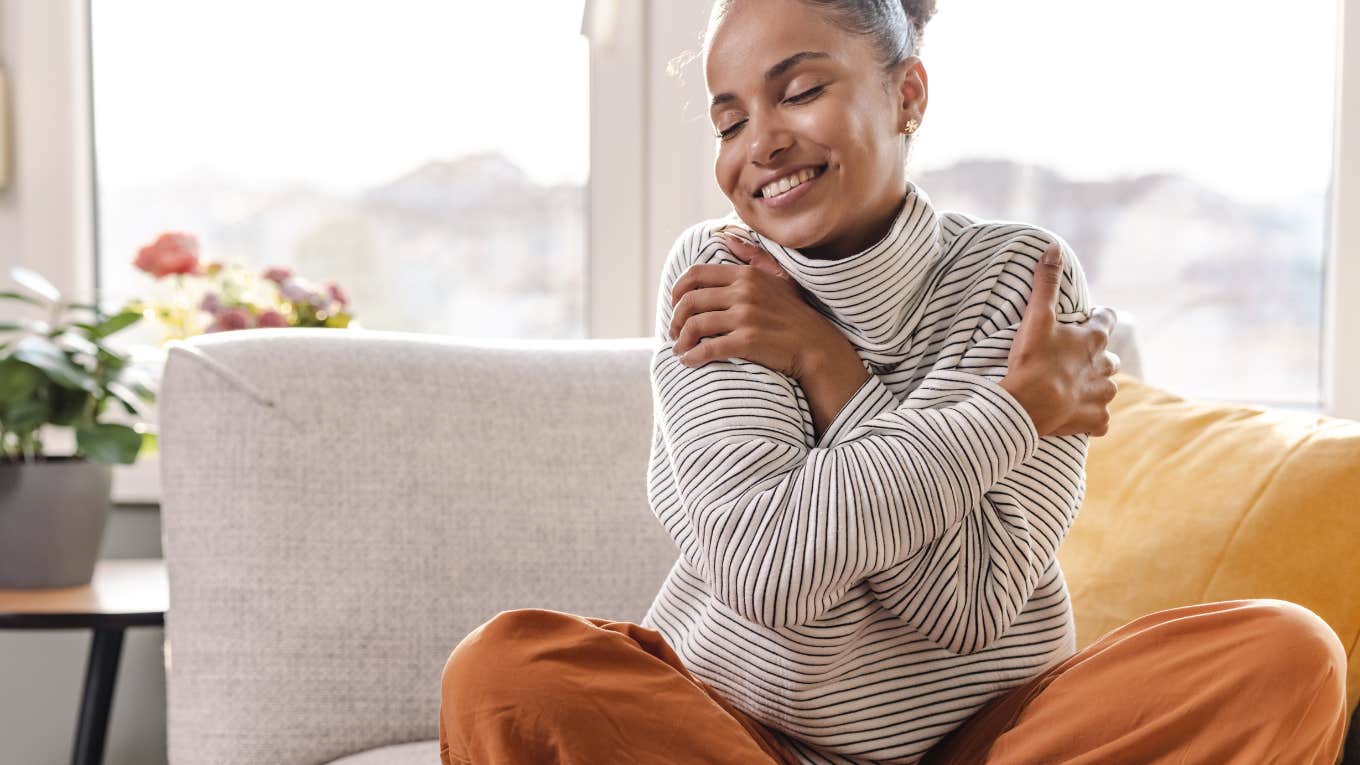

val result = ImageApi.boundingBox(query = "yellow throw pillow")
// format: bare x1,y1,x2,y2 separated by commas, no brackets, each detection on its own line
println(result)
1058,372,1360,718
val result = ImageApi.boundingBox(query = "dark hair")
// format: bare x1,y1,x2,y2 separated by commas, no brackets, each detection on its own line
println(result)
710,0,939,68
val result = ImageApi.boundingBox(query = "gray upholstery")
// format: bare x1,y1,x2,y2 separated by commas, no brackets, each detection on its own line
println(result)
158,322,1144,765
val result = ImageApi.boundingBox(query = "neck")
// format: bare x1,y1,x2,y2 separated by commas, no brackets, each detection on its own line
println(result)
801,182,910,261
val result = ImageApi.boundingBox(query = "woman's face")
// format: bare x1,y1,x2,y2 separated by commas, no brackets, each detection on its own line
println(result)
704,0,927,258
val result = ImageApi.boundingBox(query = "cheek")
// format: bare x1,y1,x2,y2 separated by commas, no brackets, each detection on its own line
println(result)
714,147,743,205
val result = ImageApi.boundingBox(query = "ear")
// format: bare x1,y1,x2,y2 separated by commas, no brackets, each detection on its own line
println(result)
893,56,929,127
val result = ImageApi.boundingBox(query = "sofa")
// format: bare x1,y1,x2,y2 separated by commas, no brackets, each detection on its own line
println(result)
157,321,1358,764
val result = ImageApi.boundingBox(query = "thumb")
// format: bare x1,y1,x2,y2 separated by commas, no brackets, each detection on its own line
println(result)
1019,243,1063,334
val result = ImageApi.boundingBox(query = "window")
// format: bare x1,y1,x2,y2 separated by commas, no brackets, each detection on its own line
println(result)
912,0,1336,407
91,0,590,344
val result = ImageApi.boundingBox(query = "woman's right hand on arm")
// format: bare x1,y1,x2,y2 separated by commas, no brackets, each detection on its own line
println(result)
999,243,1120,437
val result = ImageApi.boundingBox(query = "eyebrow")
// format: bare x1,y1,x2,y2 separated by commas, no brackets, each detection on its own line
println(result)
710,50,832,109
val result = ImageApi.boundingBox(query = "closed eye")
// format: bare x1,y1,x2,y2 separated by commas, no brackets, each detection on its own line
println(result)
784,85,824,104
717,119,747,141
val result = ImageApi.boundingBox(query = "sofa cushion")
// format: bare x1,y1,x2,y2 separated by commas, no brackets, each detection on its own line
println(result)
1057,372,1360,719
325,740,439,765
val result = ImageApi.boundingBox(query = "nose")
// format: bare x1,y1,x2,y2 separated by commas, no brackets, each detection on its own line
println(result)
746,112,793,167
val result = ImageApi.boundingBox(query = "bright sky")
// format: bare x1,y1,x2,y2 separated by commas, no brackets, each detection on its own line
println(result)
915,0,1339,203
93,0,1338,203
91,0,591,191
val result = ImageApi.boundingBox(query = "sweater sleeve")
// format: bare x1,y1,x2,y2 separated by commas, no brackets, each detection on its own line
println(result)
649,221,1046,630
850,228,1093,655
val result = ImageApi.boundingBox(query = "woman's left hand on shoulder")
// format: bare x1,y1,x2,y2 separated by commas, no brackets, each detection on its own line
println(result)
668,233,848,380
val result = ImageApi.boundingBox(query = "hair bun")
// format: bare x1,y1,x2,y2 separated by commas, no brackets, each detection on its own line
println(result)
900,0,938,35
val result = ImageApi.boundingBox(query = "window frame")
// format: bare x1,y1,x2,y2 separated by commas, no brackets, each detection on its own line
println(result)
2,0,1356,505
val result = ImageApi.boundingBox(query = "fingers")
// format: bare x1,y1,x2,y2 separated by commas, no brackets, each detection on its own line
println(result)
1047,374,1120,438
1096,350,1121,377
668,286,730,341
672,310,734,357
1084,305,1117,352
718,233,791,281
1088,305,1118,336
676,329,744,367
717,233,762,261
1017,243,1063,334
670,263,743,308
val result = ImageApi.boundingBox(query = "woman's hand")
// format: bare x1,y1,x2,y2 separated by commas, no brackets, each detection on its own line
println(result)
999,243,1121,438
669,233,871,440
668,233,853,381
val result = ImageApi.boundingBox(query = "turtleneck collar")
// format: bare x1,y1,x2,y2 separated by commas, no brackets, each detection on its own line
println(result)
715,181,943,363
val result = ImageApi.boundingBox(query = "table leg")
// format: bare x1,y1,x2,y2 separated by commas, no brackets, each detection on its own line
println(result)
71,627,125,765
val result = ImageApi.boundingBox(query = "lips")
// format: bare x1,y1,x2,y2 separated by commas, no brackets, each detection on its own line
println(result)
754,164,827,199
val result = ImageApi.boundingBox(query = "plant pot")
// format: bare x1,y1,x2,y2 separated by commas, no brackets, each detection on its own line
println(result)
0,456,112,589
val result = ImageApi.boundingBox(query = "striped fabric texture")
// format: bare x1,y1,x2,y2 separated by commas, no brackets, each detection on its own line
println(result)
640,182,1094,764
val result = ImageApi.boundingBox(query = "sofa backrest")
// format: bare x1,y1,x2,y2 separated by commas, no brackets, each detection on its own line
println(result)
159,331,674,764
158,322,1143,764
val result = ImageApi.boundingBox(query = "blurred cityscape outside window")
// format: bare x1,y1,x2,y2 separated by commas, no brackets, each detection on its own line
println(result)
913,0,1334,407
92,0,589,347
94,1,1336,408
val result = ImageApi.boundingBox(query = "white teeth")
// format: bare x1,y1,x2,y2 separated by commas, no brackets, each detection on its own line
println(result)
760,167,820,199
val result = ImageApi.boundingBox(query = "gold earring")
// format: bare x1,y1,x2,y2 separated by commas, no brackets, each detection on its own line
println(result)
902,119,919,135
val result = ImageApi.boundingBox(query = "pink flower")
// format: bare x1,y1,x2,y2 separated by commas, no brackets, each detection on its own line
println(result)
198,292,222,315
325,281,349,309
262,266,293,284
133,232,201,278
207,307,253,332
256,309,288,328
278,278,311,303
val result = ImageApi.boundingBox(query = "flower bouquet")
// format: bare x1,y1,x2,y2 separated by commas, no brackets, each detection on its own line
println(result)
126,231,357,345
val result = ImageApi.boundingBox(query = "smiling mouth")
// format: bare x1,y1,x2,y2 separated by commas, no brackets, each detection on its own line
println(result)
754,164,827,199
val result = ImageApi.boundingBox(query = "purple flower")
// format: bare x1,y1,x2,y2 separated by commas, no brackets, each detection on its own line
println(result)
262,266,294,284
198,292,222,315
278,278,311,303
257,309,288,328
207,307,253,332
325,281,349,309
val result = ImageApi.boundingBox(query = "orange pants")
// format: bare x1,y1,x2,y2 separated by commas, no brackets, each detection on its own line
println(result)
439,599,1349,764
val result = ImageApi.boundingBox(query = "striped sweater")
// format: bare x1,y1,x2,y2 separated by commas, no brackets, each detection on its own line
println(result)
639,181,1093,765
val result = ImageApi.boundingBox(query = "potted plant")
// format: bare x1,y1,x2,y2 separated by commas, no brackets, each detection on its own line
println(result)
0,266,156,589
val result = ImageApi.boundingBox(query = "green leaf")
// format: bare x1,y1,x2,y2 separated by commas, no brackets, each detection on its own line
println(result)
106,380,149,417
3,398,50,434
0,318,52,335
12,336,98,392
48,384,89,427
0,356,43,402
96,347,128,374
53,332,100,358
76,422,143,465
138,428,158,457
10,267,61,304
88,311,142,340
0,290,48,308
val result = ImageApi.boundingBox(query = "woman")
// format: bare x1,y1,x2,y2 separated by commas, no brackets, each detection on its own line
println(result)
439,1,1349,763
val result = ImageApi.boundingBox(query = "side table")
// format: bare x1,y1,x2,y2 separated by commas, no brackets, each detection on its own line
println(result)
0,558,168,765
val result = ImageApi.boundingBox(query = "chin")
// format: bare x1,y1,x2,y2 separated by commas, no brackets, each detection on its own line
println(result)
737,204,835,251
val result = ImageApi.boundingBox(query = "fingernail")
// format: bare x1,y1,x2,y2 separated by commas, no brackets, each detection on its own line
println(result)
1042,246,1061,266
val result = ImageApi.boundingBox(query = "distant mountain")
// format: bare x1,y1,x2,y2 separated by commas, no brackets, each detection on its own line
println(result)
915,158,1324,289
97,152,1326,399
